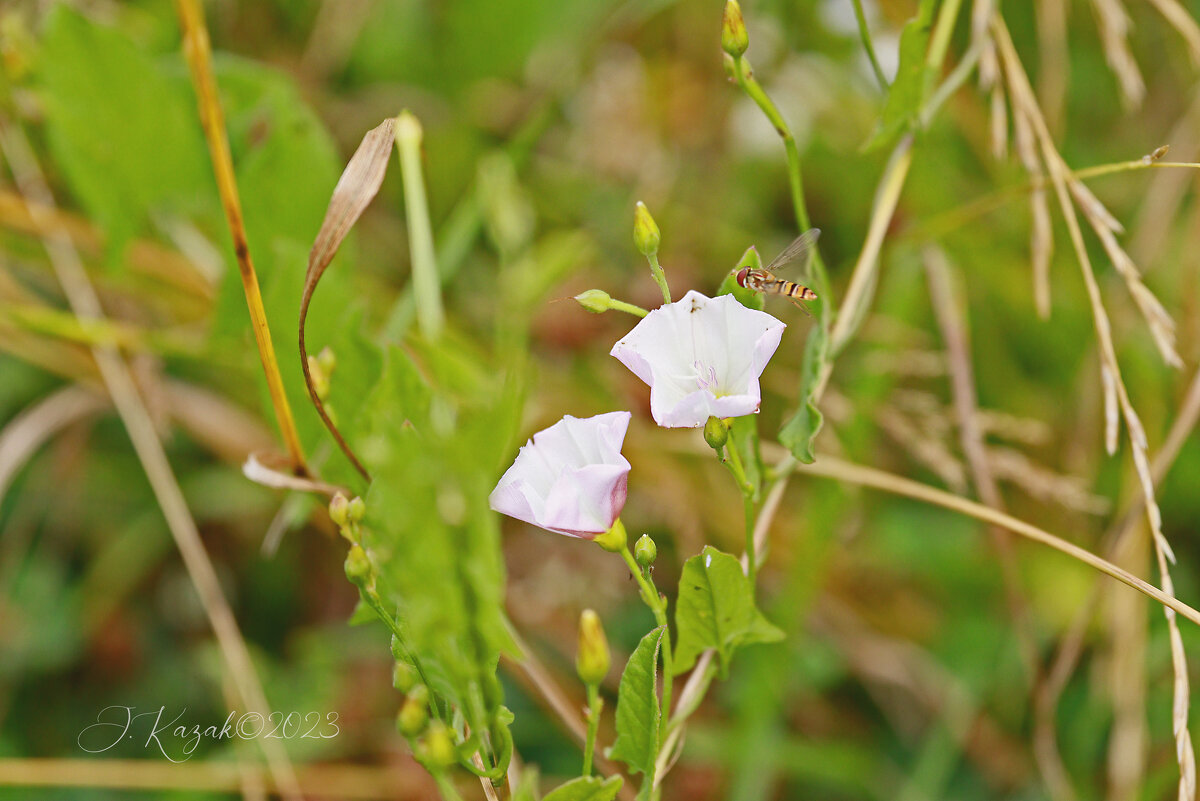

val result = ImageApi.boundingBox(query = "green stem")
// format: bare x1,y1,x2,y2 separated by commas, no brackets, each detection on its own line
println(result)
433,772,465,801
925,0,965,74
582,684,602,776
722,427,757,584
851,0,889,90
646,253,672,304
722,433,753,496
395,111,444,341
609,298,650,317
619,546,674,723
731,54,831,311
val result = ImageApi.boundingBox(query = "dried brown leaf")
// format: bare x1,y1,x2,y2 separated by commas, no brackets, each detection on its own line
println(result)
299,117,397,482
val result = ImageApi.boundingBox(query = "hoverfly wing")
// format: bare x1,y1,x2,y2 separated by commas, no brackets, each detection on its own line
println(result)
763,228,821,276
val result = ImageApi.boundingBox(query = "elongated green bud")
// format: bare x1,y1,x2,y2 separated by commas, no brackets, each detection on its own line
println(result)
348,496,366,523
576,609,611,686
575,289,612,314
634,534,657,567
633,201,660,257
329,493,350,529
397,685,430,736
593,518,627,553
722,0,749,58
703,416,729,450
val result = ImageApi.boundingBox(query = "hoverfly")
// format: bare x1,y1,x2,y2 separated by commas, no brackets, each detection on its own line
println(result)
733,228,820,312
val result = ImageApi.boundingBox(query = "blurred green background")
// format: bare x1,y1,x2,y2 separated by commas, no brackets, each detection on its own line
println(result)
2,0,1200,799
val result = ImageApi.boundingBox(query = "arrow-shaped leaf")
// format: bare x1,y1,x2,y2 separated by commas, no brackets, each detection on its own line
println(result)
673,546,784,677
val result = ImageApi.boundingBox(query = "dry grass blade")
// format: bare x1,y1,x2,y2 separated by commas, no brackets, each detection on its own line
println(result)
1037,362,1200,801
1012,106,1053,317
986,447,1110,515
1146,0,1200,65
0,117,303,801
923,248,1041,684
992,18,1196,794
789,453,1200,625
1088,0,1145,108
0,385,105,503
299,117,398,483
175,0,307,476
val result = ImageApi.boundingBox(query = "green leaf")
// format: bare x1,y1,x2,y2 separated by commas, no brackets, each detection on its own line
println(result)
861,0,937,152
730,415,763,499
36,6,210,255
716,246,766,311
608,625,665,777
542,775,624,801
673,547,784,677
778,323,828,464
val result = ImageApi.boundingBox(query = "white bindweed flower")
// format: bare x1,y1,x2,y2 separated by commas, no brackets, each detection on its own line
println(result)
489,412,632,538
610,290,785,428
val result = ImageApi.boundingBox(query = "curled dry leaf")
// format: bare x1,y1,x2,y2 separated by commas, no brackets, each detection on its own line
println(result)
299,117,397,482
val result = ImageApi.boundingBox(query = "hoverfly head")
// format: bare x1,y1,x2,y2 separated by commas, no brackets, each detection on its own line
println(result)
734,267,751,288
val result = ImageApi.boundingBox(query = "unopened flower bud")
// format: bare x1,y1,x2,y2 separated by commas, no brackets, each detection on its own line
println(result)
634,534,657,567
593,518,627,553
307,354,331,401
316,346,337,377
418,720,457,769
633,201,660,258
722,0,749,58
329,493,350,529
575,289,613,314
576,609,611,686
348,496,366,523
393,660,419,693
344,545,371,585
703,416,729,450
397,684,430,736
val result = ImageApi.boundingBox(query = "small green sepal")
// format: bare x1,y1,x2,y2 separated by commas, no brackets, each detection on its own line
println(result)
593,518,628,553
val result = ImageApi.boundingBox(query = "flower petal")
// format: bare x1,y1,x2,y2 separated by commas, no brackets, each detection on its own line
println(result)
489,411,632,537
611,291,785,427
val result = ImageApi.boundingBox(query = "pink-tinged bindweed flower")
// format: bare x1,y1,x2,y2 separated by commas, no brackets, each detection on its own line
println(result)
610,290,785,428
489,412,632,538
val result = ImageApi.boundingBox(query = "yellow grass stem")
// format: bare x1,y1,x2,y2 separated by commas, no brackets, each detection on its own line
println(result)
175,0,307,475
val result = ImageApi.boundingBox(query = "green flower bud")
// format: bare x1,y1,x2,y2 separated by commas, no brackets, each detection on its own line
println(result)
703,416,729,450
576,609,611,686
307,354,331,401
329,493,350,529
634,534,658,567
348,496,366,523
393,660,419,693
575,289,613,314
344,544,371,585
722,0,749,58
633,201,660,258
316,346,337,377
418,720,458,769
397,684,430,737
593,518,627,553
